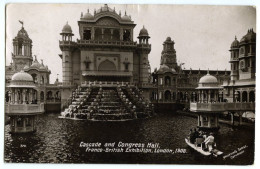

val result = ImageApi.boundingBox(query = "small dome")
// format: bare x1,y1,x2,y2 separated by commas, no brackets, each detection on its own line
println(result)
30,59,41,69
199,72,218,84
139,26,149,37
157,64,176,73
121,14,131,21
166,37,171,41
62,22,72,34
231,36,239,48
17,27,30,39
97,4,114,13
11,70,33,81
82,9,94,19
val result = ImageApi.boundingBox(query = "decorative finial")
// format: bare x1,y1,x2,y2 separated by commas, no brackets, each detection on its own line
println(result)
125,11,127,15
114,7,115,12
41,59,43,65
34,55,37,61
94,9,96,14
235,36,237,40
19,20,24,28
87,9,89,13
119,10,121,16
207,68,209,74
81,12,83,17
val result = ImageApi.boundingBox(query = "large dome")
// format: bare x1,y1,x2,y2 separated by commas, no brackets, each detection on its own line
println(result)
199,73,218,84
240,28,256,43
62,22,73,34
11,70,33,81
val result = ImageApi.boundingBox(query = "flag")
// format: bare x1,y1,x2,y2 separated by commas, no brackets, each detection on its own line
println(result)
19,20,23,26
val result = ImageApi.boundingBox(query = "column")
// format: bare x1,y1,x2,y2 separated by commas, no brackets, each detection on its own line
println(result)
239,112,242,126
22,89,26,104
110,29,113,40
215,115,218,127
207,90,210,103
120,28,123,41
197,116,200,126
208,115,211,127
200,115,204,127
101,28,104,40
14,89,18,104
91,27,95,40
201,91,204,103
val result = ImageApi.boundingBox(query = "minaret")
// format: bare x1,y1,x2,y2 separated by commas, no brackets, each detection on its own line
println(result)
59,22,74,83
12,21,33,71
137,26,151,84
160,37,177,70
229,36,239,81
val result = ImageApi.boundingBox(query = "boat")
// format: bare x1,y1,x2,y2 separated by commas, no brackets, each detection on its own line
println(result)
185,138,223,157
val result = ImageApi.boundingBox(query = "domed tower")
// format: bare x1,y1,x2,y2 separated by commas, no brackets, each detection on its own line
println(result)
12,21,33,71
59,22,75,83
160,37,177,70
229,36,239,80
137,26,151,84
238,28,256,80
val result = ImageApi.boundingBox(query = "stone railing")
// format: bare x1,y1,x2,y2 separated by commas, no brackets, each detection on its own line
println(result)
5,103,45,115
190,102,255,112
77,40,137,48
81,81,136,87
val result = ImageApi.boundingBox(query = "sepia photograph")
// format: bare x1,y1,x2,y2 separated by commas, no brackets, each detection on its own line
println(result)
3,2,257,166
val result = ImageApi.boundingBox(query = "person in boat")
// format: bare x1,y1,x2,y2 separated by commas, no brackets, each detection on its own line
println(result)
204,132,215,150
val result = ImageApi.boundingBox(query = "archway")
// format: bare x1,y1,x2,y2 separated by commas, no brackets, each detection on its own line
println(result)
242,91,248,102
98,60,116,71
164,90,171,101
164,76,171,86
249,91,255,102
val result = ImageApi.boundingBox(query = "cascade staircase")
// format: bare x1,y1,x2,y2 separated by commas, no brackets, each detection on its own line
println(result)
61,85,154,121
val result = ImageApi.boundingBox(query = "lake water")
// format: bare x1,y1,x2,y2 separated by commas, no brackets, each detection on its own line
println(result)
4,112,254,165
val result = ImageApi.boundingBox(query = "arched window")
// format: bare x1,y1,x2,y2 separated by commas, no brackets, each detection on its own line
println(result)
242,91,248,102
83,29,91,40
98,60,116,71
249,91,255,102
47,91,53,100
123,29,130,41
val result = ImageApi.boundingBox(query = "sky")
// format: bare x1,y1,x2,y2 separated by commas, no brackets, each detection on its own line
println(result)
5,4,256,83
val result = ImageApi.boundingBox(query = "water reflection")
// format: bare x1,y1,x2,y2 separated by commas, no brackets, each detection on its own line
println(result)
5,113,254,164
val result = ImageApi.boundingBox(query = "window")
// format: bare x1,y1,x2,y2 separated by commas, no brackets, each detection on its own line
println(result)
83,29,91,40
125,64,129,71
123,30,130,41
